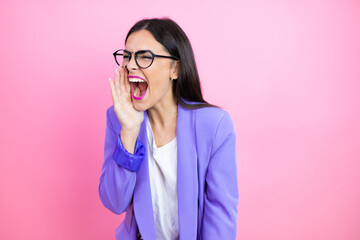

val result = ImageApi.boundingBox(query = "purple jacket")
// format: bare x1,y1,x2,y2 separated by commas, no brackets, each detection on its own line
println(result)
99,103,238,239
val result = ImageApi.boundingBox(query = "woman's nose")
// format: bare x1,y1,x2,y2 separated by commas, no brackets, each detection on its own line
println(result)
126,53,139,70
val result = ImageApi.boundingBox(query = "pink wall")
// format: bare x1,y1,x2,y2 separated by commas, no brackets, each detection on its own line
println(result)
1,0,359,239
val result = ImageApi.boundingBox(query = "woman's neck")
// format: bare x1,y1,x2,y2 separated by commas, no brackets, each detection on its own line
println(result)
147,97,178,147
147,97,178,129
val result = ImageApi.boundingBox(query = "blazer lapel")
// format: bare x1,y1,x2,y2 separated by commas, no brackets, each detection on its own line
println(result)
133,106,199,240
177,104,198,239
133,112,157,240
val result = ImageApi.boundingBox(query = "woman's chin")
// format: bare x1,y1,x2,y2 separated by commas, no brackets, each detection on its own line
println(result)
132,100,149,112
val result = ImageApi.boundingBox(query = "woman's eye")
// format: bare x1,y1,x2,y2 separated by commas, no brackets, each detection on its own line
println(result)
123,55,130,60
139,55,152,60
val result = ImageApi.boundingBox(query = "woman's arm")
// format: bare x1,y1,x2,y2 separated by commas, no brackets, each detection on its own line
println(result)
98,107,144,214
202,112,239,239
99,66,145,214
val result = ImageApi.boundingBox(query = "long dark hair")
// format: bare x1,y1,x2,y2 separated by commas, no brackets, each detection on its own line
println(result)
125,18,215,109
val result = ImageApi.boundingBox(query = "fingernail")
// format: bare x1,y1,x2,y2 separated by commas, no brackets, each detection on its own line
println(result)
108,78,111,82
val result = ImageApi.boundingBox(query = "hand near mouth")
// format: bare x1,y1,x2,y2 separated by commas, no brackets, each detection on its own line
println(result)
109,67,144,153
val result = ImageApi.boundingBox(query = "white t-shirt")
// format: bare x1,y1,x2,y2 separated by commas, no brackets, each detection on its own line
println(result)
146,118,179,240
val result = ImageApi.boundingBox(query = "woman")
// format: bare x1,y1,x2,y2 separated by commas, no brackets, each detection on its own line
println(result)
99,18,238,240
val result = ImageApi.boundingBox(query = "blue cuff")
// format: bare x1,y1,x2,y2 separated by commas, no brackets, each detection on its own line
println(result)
113,134,145,172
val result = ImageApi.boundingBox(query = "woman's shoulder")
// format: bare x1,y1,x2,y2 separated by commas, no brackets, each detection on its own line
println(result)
185,103,236,153
193,104,228,117
196,107,233,132
182,101,231,122
182,101,234,134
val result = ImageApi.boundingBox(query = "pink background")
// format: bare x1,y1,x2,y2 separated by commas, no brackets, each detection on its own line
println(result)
1,0,359,239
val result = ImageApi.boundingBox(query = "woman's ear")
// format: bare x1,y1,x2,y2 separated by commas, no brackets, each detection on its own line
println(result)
170,61,180,80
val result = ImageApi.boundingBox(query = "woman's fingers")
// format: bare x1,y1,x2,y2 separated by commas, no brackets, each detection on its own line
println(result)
119,66,131,97
114,68,121,97
113,67,130,98
118,66,127,95
108,67,143,131
123,67,131,94
109,67,131,106
109,78,118,104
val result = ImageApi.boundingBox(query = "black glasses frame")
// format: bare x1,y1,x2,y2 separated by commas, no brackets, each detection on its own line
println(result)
113,49,179,69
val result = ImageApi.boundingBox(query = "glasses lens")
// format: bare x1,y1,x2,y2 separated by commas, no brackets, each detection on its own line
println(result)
115,50,130,67
136,51,153,68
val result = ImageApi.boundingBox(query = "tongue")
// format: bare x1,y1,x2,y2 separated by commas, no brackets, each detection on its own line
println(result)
131,82,148,98
138,82,147,92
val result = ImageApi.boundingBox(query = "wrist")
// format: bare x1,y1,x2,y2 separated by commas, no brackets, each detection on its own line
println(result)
120,128,140,154
121,127,140,136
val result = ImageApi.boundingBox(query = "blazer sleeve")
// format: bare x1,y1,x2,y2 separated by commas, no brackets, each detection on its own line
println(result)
98,107,145,214
202,112,239,239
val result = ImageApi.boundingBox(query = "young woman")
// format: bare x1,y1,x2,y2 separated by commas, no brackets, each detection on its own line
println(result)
99,18,238,240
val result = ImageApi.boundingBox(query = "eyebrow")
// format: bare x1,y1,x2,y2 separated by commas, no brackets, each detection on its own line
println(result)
124,49,151,53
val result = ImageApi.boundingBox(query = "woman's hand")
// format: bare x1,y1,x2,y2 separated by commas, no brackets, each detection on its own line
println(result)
109,67,144,133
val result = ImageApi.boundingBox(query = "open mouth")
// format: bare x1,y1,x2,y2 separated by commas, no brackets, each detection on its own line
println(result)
128,76,148,100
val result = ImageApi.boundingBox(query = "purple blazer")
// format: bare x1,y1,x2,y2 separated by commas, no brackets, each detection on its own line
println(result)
99,103,238,239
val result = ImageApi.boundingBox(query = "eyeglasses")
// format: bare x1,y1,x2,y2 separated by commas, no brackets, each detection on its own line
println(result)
113,49,179,69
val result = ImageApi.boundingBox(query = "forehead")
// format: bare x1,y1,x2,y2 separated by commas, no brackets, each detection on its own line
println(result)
125,29,166,53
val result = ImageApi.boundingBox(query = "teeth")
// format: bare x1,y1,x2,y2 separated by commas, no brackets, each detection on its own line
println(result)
128,78,145,83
